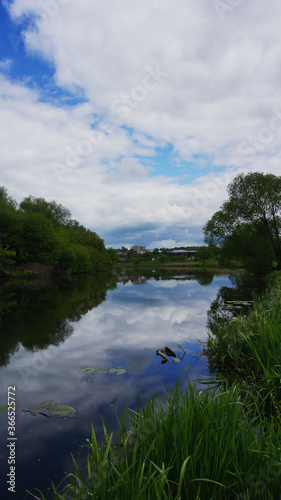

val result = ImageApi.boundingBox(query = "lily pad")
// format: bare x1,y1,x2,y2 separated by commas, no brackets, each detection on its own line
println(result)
173,358,181,363
79,368,95,374
28,400,56,411
79,367,126,375
0,404,9,418
25,401,78,418
50,405,78,417
115,369,127,375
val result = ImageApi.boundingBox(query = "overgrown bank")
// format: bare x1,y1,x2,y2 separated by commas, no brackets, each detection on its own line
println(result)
0,187,117,277
43,381,281,500
207,272,281,420
34,274,281,499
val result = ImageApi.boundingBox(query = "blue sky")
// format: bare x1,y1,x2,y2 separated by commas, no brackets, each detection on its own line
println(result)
1,0,281,248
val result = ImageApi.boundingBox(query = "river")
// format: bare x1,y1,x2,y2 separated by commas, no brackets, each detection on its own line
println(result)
0,270,265,499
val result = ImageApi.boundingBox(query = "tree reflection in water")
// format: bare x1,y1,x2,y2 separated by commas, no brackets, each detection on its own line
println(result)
0,272,118,367
206,273,267,337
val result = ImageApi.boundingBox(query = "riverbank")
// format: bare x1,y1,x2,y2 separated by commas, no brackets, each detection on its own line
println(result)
34,272,281,499
120,258,243,274
48,380,280,500
207,271,281,420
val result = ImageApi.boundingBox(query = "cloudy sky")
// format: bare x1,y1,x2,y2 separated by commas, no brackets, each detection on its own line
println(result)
1,0,281,248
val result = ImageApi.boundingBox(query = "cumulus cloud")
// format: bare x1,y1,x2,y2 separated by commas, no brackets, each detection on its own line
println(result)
1,0,281,246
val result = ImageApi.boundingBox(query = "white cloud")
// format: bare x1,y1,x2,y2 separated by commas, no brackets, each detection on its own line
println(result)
1,0,281,246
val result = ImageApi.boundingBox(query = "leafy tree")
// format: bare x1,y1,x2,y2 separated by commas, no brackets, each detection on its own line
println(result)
0,186,117,273
219,222,274,274
20,196,71,226
204,172,281,273
0,187,17,210
195,246,213,266
19,212,58,264
0,187,18,247
106,247,118,266
66,220,105,251
0,245,16,275
158,252,169,263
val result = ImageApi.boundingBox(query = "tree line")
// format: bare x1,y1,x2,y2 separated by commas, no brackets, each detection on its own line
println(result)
0,187,117,275
203,172,281,275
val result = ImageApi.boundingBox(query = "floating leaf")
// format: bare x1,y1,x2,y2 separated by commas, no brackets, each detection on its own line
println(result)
79,367,126,375
28,400,56,411
173,358,181,363
108,368,117,374
0,404,9,418
24,401,78,418
79,368,95,374
115,369,126,375
50,405,78,417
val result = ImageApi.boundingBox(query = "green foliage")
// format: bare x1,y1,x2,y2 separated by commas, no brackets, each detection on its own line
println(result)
20,196,71,226
204,172,281,274
20,212,59,264
49,377,281,499
207,276,281,418
0,404,9,418
0,272,117,367
158,252,169,263
0,187,115,273
0,186,17,210
0,245,16,275
79,367,126,375
219,223,275,274
194,245,213,265
26,401,78,418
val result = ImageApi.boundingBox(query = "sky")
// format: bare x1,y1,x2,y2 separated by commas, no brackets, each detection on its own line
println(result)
0,0,281,249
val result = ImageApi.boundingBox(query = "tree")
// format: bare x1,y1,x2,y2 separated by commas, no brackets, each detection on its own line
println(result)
19,212,58,264
20,196,71,226
0,187,17,210
0,245,16,275
203,172,281,273
195,246,213,266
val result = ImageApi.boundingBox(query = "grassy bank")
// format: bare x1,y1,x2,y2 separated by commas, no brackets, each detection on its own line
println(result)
37,378,281,500
34,275,281,499
207,273,281,419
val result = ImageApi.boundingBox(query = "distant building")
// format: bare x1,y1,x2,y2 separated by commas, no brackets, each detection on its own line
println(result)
166,249,196,258
131,246,146,254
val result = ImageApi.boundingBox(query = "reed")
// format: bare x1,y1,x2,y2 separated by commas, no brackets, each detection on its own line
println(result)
207,275,281,418
39,374,281,499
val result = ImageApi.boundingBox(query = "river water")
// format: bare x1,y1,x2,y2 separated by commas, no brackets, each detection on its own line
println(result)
0,270,265,499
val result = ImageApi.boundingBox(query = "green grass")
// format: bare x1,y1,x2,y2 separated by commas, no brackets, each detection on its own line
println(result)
35,374,281,500
207,275,281,418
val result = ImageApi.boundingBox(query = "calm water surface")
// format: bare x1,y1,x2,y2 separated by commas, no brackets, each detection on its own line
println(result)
0,271,264,499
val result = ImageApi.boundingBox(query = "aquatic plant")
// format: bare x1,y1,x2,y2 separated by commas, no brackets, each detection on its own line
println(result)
35,373,281,499
79,367,126,375
207,276,281,418
0,404,9,418
24,400,78,418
